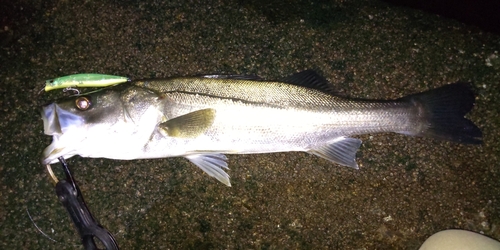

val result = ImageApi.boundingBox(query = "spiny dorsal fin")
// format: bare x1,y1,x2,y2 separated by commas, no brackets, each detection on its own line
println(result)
283,70,336,94
201,74,263,81
159,108,216,138
201,70,336,94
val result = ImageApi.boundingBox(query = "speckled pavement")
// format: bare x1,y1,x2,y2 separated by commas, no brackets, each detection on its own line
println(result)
1,0,499,249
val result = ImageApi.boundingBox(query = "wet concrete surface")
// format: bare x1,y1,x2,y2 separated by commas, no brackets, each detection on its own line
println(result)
1,0,499,249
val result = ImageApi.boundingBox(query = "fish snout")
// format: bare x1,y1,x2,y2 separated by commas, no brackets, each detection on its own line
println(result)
42,103,61,135
42,103,86,136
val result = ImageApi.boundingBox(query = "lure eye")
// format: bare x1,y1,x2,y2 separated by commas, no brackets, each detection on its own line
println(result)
75,96,92,110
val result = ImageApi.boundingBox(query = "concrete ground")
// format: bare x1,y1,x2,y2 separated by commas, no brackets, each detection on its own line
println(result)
1,0,499,249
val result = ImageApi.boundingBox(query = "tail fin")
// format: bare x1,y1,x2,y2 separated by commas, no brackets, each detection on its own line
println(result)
400,83,482,144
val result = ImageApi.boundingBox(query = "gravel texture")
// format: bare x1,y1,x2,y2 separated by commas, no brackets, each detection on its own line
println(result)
1,0,499,249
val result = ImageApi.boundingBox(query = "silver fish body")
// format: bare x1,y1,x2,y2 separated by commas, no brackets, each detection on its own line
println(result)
41,71,482,186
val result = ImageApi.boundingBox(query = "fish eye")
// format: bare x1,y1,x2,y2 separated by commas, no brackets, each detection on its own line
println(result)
75,96,92,110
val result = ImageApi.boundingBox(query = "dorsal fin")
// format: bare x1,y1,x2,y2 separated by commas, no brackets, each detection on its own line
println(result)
283,70,336,94
201,74,263,81
202,70,336,94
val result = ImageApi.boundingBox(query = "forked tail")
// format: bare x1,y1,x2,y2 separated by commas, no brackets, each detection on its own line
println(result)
400,83,482,144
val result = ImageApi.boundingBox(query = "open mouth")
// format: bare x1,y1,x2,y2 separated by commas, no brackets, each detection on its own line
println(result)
41,103,84,164
42,103,85,135
42,103,62,136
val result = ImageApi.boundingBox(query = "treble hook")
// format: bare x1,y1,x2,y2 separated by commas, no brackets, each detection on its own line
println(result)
62,87,80,95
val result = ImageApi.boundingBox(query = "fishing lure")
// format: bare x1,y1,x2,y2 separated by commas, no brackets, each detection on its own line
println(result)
45,73,129,91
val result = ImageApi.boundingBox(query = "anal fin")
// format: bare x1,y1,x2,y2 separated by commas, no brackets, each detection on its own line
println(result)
185,154,231,186
308,137,362,169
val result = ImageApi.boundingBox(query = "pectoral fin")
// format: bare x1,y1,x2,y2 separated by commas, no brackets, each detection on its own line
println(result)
308,137,362,169
160,108,216,138
185,154,231,186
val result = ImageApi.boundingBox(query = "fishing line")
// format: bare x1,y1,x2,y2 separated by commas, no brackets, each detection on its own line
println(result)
26,207,57,243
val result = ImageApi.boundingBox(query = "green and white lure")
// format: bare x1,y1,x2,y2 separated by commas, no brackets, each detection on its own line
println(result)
45,73,129,92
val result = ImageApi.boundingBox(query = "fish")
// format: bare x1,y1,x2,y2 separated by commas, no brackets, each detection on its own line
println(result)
41,70,482,186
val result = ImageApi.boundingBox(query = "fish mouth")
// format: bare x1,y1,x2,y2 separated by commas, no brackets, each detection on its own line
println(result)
41,103,84,164
42,103,61,136
42,103,85,135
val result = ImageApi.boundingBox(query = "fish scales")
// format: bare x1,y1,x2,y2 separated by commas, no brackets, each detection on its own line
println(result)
136,77,416,134
41,70,482,186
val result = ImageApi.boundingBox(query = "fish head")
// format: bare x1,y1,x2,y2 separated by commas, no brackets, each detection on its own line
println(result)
41,85,163,164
